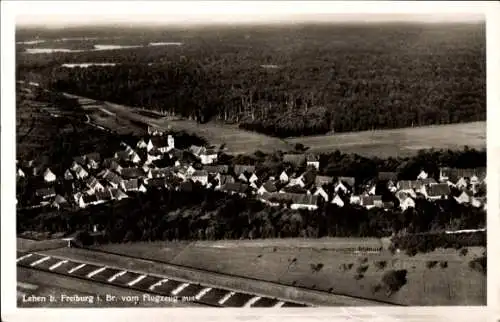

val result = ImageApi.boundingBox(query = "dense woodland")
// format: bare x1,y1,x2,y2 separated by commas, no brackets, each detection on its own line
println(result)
17,23,485,137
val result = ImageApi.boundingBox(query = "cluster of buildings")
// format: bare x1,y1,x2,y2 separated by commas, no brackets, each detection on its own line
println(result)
16,128,487,213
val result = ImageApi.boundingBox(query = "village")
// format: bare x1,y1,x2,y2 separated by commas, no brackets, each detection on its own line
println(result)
16,125,488,215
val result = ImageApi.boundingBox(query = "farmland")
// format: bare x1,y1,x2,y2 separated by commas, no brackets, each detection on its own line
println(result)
91,239,486,306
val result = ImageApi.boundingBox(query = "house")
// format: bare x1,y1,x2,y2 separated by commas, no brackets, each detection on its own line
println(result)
248,173,259,184
95,189,113,203
17,168,26,179
280,185,308,194
191,170,209,186
73,156,86,166
455,177,469,190
203,165,229,174
350,195,361,205
136,138,148,149
189,145,206,157
146,178,168,189
220,182,249,196
121,167,145,179
43,168,57,183
147,137,171,153
35,187,56,200
146,151,163,164
200,149,218,165
130,152,141,164
103,158,123,174
313,186,329,202
121,179,140,192
86,176,106,194
454,190,472,204
101,169,124,189
86,152,101,164
279,170,291,183
63,169,74,181
216,174,235,187
257,181,278,195
360,195,383,209
471,197,484,208
290,194,319,210
331,194,345,207
52,195,68,209
287,176,306,188
417,170,428,180
334,177,355,194
109,188,128,200
234,165,256,176
70,162,89,180
315,175,333,187
396,192,416,211
306,154,320,170
421,183,451,201
238,172,250,182
115,150,130,162
148,167,173,179
283,154,306,167
167,135,175,150
397,181,419,194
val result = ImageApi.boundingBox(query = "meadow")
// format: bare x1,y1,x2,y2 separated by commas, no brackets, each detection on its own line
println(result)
91,239,486,306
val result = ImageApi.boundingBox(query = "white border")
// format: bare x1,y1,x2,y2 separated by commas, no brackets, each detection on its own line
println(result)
2,1,499,321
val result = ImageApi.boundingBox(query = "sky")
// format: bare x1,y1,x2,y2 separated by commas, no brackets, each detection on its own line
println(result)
13,1,486,28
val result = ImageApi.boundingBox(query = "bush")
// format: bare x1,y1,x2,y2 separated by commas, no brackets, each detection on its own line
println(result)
374,261,387,270
310,263,324,272
459,248,469,256
469,256,486,275
439,261,448,269
356,264,369,275
426,261,438,269
381,269,408,295
354,273,364,280
371,284,382,294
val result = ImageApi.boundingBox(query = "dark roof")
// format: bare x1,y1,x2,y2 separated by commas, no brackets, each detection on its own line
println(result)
427,183,451,197
378,172,398,181
283,154,306,166
220,182,249,194
218,174,235,185
35,187,56,198
262,181,278,193
102,170,123,185
85,152,101,162
361,195,383,206
147,178,168,188
95,189,112,201
109,188,128,199
123,179,139,190
150,167,173,178
192,170,208,177
281,185,308,194
234,165,256,176
73,156,86,165
203,165,229,174
338,176,355,187
82,194,99,204
86,176,102,189
315,175,333,186
300,171,316,186
121,167,145,179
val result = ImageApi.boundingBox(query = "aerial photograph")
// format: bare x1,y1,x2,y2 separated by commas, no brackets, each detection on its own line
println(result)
14,10,486,309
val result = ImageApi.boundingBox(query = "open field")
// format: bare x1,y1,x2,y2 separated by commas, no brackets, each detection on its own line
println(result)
287,121,486,157
81,94,486,157
37,247,382,306
92,239,486,306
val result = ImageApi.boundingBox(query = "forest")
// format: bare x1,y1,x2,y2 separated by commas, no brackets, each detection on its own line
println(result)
16,23,485,137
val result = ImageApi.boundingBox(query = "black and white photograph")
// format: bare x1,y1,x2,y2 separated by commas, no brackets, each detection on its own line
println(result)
2,1,499,321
